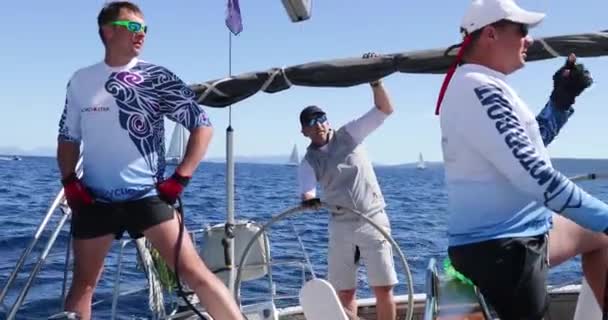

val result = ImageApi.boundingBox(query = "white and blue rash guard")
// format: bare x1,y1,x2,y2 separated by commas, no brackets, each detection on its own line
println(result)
58,58,211,202
440,63,608,246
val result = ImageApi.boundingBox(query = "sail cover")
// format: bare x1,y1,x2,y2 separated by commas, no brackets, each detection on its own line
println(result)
189,29,608,108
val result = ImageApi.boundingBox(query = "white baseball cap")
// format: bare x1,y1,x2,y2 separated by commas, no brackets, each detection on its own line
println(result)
460,0,545,35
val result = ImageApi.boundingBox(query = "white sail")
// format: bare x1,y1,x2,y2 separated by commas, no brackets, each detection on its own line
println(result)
166,124,189,164
416,152,426,170
288,144,299,166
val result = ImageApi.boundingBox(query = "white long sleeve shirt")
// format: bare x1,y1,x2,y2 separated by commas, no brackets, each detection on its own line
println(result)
440,64,608,246
298,106,388,197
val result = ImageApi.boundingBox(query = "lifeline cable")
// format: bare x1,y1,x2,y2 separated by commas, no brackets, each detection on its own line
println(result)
172,197,249,320
173,197,208,319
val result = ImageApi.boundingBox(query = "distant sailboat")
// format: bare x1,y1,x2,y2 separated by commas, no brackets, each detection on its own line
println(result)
166,123,189,165
416,152,426,170
0,155,21,161
287,144,299,166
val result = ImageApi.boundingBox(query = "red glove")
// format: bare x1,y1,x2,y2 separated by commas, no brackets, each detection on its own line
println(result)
157,172,191,204
61,173,94,212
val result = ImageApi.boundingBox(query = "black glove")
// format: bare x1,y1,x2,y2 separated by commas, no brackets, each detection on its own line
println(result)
550,53,593,111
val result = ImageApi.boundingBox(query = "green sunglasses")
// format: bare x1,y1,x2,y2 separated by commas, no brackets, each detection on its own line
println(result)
110,20,148,34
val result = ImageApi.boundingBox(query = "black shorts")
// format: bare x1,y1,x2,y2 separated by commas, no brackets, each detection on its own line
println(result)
448,234,549,320
71,196,175,240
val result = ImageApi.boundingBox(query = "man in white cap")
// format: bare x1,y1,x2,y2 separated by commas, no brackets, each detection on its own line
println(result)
436,0,607,318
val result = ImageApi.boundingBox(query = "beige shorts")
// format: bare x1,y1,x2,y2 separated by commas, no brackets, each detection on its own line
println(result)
327,211,398,291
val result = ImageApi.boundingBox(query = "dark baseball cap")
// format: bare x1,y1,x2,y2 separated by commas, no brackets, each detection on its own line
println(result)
299,105,326,126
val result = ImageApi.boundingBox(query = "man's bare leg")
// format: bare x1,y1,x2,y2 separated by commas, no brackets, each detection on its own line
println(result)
143,212,243,320
64,234,115,320
338,288,358,317
549,213,608,308
373,285,395,320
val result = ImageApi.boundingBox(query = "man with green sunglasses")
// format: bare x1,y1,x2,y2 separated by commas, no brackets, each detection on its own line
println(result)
53,1,244,320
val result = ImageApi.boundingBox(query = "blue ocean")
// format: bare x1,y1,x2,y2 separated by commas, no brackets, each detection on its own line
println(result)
2,156,608,319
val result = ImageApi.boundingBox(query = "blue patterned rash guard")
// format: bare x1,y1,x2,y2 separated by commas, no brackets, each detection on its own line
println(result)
58,58,211,202
439,63,608,246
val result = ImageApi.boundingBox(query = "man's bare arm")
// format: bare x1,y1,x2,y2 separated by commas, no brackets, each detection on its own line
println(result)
175,126,213,177
57,141,80,180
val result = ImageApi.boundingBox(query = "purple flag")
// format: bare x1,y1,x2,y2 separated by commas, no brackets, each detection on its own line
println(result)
225,0,243,35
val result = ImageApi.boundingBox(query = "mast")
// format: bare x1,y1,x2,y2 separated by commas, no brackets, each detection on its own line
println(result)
225,30,236,297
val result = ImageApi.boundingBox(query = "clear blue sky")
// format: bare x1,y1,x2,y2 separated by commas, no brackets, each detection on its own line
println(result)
1,0,607,165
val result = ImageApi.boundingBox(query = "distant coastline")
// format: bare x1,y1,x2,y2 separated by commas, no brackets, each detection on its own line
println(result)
4,147,607,169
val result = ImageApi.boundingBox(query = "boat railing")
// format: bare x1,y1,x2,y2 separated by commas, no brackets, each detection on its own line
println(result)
234,202,416,320
0,191,317,320
422,258,493,320
104,225,318,319
0,159,83,320
8,166,603,320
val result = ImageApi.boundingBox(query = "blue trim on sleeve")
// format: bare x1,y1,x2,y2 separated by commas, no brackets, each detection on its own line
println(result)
536,101,574,146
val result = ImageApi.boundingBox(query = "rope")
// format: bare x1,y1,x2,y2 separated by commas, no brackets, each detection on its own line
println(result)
197,80,230,103
259,68,286,92
173,198,208,319
538,38,561,58
135,238,166,318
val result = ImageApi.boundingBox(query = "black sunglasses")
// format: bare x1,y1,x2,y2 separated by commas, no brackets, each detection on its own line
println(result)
492,20,529,37
305,114,327,127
